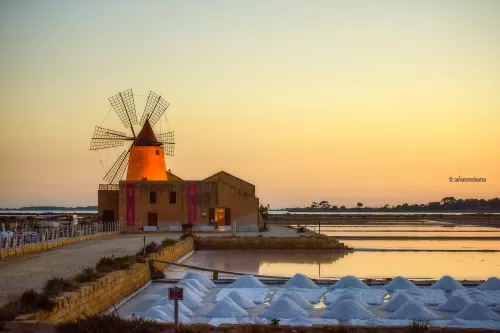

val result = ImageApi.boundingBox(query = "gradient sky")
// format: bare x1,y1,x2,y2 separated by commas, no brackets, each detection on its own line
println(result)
0,0,499,208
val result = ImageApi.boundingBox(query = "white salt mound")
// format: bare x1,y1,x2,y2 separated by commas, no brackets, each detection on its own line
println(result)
154,297,194,316
182,272,216,288
182,278,210,293
389,301,438,320
324,300,374,320
283,273,320,289
436,295,472,312
327,291,369,309
204,297,249,318
262,297,309,319
446,318,470,327
176,282,204,298
494,304,500,312
430,275,464,291
331,276,370,289
477,277,500,290
151,305,191,324
140,308,172,322
384,276,419,291
172,288,203,309
227,275,267,288
275,291,312,309
381,291,415,312
454,302,500,321
226,290,256,309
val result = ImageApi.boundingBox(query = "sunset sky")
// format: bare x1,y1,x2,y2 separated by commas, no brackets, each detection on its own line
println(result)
0,0,499,208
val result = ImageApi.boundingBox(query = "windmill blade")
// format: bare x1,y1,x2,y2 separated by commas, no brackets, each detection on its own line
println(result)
108,88,138,130
157,131,175,156
103,149,130,184
90,126,132,150
140,90,170,127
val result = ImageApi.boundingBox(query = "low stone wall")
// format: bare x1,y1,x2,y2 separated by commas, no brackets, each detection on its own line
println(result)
15,237,194,324
194,235,349,250
0,231,120,259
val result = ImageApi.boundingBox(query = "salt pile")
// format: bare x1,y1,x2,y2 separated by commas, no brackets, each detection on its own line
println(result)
274,291,312,309
182,272,216,288
182,278,210,293
152,305,191,324
204,297,249,318
454,302,500,321
494,304,500,312
283,273,320,289
477,277,500,290
324,300,374,320
331,276,370,289
431,275,464,291
227,275,267,288
140,308,172,322
154,297,194,316
168,288,203,309
176,281,205,298
327,291,369,308
226,290,256,309
384,276,419,291
446,318,470,327
381,291,415,312
436,295,472,312
389,301,438,320
262,297,309,319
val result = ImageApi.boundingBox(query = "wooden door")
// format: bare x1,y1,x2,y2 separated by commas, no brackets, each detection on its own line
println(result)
224,208,231,225
103,210,114,223
147,213,158,226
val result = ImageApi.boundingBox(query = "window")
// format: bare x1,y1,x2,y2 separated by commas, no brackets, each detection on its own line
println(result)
150,191,157,204
169,191,176,203
156,149,160,155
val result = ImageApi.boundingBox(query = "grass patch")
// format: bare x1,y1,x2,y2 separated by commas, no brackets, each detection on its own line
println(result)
0,290,55,322
55,312,156,333
408,320,430,333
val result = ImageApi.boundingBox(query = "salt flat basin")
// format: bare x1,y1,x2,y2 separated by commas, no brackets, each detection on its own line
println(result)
165,250,500,280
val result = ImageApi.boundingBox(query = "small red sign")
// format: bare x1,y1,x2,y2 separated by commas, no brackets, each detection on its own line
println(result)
168,287,184,300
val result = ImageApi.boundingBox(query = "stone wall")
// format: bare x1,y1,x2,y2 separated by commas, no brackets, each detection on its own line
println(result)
0,231,119,259
16,237,194,324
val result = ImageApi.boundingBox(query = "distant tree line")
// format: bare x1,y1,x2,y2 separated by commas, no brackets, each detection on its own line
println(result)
284,197,500,212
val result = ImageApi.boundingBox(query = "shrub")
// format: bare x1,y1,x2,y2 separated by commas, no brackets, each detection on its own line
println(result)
56,312,155,333
73,267,102,284
180,232,193,240
96,255,136,273
161,238,177,247
270,318,280,328
150,267,165,280
0,290,55,322
296,226,308,233
408,320,430,333
43,278,78,297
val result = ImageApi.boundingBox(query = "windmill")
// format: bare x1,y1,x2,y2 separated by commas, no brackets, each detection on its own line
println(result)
90,89,175,184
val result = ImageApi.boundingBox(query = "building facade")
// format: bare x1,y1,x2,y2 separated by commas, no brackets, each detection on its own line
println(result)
98,171,262,232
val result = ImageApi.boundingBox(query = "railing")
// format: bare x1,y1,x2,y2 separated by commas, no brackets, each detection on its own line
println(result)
0,221,122,250
99,184,119,191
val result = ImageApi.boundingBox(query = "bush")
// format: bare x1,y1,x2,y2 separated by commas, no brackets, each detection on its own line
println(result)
74,267,102,284
56,312,155,333
408,320,430,333
96,255,136,273
43,278,78,297
150,267,165,280
296,226,308,233
161,238,177,247
0,290,55,322
180,232,193,240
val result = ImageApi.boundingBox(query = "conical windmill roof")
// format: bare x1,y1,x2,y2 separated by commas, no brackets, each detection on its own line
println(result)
135,119,159,146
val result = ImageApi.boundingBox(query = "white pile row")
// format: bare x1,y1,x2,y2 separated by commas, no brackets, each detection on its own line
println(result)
136,272,500,325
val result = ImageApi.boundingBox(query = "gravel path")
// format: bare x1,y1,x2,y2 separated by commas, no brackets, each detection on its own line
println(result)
0,233,178,306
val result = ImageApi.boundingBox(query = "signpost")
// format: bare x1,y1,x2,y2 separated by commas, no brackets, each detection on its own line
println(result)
168,287,183,331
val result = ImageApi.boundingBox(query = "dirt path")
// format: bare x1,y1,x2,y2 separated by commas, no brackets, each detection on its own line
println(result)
0,233,178,306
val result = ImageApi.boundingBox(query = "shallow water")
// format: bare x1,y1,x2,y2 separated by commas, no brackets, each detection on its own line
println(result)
343,239,500,250
168,250,500,280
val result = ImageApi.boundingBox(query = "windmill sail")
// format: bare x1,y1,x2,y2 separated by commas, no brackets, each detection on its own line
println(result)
140,90,170,127
157,131,175,156
103,149,130,184
90,126,131,150
108,88,138,129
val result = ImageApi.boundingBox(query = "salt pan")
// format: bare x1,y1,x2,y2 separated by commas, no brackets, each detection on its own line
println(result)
389,301,438,320
324,300,374,320
262,297,309,319
204,297,249,318
477,277,500,290
274,291,312,309
182,272,216,288
494,304,500,312
154,297,194,316
140,308,172,322
436,295,472,312
227,275,267,288
182,279,210,293
283,273,320,289
446,318,470,327
384,276,419,291
151,305,191,324
381,291,415,312
454,302,500,321
331,276,370,289
431,275,464,291
326,290,369,308
226,290,256,309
